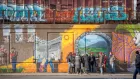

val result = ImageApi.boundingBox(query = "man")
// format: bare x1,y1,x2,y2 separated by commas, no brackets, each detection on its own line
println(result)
89,52,96,73
133,51,140,79
67,52,72,73
10,47,18,73
83,54,89,74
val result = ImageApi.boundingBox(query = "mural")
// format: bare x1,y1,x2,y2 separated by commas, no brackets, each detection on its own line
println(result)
0,24,140,73
76,32,112,56
73,6,127,23
0,0,137,23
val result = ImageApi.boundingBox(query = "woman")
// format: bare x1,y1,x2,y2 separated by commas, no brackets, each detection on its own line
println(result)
109,54,115,73
98,52,103,74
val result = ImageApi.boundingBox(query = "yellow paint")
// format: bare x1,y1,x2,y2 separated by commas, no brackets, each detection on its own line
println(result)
0,24,100,73
59,24,100,72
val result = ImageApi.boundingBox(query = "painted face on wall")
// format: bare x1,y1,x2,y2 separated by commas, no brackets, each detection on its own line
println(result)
133,30,140,47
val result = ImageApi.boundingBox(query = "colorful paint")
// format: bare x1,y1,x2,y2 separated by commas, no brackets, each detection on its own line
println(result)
0,0,137,23
0,24,140,73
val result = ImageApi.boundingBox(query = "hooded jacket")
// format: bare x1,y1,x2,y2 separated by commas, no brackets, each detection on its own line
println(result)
135,54,140,68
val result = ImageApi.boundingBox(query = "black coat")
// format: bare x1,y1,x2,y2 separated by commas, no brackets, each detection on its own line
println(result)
89,55,96,64
83,55,89,69
135,54,140,68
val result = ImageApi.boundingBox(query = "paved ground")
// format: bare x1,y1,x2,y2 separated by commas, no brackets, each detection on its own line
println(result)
0,73,140,79
0,75,140,79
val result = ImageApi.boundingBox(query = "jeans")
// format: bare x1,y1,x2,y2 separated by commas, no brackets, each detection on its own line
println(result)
12,59,17,72
110,63,115,73
90,62,94,72
133,68,140,79
44,60,54,73
100,67,103,74
68,62,71,73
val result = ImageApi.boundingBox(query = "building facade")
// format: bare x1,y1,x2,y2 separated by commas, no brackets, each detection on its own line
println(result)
0,24,140,73
0,0,137,23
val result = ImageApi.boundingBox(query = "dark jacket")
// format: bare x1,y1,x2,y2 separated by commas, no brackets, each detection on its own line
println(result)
83,55,89,69
89,55,96,64
135,54,140,68
67,55,72,62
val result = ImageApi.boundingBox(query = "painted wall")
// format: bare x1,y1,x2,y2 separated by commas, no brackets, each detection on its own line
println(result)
0,0,136,22
0,24,140,73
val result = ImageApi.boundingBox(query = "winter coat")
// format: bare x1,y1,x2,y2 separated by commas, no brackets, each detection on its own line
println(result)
67,55,72,63
83,55,89,69
99,54,103,68
109,56,115,65
135,54,140,68
75,55,81,69
71,56,75,67
89,55,96,64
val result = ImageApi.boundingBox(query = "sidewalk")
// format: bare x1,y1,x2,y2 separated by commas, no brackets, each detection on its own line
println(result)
0,73,139,76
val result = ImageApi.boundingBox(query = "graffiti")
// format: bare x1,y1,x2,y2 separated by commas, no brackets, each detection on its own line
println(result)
0,0,45,21
0,3,129,23
0,0,7,19
133,30,140,47
73,6,128,23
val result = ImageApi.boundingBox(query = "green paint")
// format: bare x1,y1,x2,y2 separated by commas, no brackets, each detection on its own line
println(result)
115,24,140,37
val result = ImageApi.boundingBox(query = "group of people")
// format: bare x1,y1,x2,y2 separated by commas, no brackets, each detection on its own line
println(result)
67,52,115,74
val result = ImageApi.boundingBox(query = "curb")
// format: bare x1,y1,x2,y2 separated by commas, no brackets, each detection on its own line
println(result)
0,73,136,76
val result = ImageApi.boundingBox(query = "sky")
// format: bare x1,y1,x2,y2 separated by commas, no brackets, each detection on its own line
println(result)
78,34,107,47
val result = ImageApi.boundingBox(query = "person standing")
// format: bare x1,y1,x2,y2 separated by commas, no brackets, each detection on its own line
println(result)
75,54,81,74
133,51,140,79
99,52,103,74
67,52,72,73
10,47,18,73
89,52,96,73
71,53,75,74
83,54,89,74
81,54,85,74
109,54,115,73
103,54,107,72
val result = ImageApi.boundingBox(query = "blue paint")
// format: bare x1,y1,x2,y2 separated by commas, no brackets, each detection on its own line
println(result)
0,3,8,19
24,4,34,21
0,3,45,21
33,4,45,21
73,6,128,23
15,5,24,21
6,4,16,21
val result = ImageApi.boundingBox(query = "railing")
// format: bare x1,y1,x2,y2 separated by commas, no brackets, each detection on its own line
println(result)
0,10,140,24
